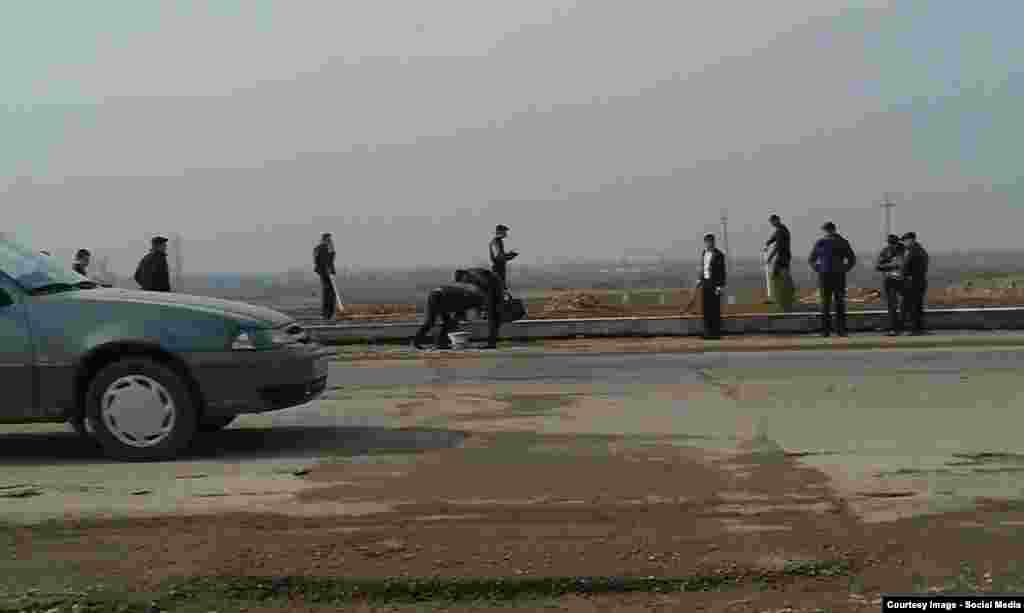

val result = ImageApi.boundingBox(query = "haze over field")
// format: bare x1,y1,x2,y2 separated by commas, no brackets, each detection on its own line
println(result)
3,0,1022,274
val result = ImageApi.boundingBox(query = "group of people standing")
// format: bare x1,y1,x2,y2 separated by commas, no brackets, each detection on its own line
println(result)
63,236,171,292
695,215,929,339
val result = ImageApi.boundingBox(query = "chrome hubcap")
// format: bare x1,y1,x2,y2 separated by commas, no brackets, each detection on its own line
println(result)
101,375,177,448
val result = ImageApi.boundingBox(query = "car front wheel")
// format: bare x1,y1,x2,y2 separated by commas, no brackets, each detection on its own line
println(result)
85,358,199,461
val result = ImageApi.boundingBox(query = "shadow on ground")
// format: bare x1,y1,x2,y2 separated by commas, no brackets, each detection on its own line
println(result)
0,425,467,466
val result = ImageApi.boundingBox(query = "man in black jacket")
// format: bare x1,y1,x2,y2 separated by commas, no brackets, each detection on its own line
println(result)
72,249,91,277
875,234,905,336
134,236,171,292
489,224,518,290
313,233,337,321
807,222,857,337
900,231,929,335
456,268,503,348
412,280,488,350
698,233,726,340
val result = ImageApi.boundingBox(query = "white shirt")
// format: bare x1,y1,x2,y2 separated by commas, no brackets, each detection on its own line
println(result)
703,250,713,280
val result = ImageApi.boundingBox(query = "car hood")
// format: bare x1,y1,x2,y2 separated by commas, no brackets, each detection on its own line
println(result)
67,288,294,327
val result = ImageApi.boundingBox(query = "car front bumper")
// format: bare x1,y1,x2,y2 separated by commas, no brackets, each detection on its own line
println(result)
182,343,334,416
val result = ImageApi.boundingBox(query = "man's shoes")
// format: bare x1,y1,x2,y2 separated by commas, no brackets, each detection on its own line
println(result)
820,331,831,337
482,343,498,349
885,331,901,337
702,334,721,340
412,339,427,350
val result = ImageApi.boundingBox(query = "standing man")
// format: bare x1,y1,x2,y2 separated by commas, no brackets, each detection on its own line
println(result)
807,222,856,337
489,224,518,291
899,232,929,335
697,233,727,340
133,236,171,292
457,268,503,349
313,233,337,321
72,249,91,277
874,234,905,336
763,214,795,312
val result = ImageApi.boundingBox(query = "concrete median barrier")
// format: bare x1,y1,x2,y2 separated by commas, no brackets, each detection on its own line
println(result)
305,306,1024,344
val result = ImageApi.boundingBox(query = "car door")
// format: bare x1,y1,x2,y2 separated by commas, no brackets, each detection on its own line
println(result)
0,277,35,418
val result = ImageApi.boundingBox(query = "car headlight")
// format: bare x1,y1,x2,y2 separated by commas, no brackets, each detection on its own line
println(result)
231,330,261,350
230,328,283,350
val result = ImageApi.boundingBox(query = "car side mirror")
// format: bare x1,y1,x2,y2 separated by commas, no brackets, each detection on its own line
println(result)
0,289,12,308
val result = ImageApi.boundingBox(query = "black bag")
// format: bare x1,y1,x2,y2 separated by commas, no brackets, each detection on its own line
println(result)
500,293,527,322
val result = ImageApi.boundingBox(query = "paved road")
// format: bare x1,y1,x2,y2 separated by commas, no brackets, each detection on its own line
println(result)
1,344,1022,522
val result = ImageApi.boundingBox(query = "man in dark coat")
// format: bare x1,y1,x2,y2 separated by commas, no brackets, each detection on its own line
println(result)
412,280,488,350
697,233,727,340
134,236,171,292
313,233,337,321
489,224,518,290
72,249,91,277
764,214,795,312
875,234,906,336
899,231,929,335
456,268,503,348
807,221,857,337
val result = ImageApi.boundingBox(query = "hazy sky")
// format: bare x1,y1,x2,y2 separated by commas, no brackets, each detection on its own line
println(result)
3,0,1022,273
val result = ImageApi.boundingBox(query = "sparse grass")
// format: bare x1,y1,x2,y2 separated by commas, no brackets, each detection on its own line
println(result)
0,561,854,611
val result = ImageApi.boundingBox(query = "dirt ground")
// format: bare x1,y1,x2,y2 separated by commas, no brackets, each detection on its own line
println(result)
9,428,1024,611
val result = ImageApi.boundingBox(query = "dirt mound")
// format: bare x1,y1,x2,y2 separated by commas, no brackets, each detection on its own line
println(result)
798,288,882,305
542,292,605,312
537,292,633,317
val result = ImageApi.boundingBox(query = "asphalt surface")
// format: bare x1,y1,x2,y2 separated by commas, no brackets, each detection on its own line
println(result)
1,343,1022,523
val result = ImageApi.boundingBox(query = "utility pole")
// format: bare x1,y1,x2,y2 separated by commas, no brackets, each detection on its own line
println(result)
720,210,733,304
879,192,895,247
720,209,731,268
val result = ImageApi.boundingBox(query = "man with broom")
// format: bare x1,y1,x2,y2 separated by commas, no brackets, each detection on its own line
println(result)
314,233,344,321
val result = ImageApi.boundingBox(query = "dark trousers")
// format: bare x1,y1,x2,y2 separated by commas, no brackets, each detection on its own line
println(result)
491,263,507,290
484,293,501,346
319,274,336,320
414,290,459,348
702,284,721,337
883,277,904,332
818,272,847,335
902,281,927,332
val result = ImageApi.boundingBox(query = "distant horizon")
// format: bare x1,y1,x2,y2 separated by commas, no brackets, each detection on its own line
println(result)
89,247,1024,279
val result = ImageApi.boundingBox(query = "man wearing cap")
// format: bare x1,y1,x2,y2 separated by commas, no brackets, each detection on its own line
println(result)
134,236,171,292
313,233,338,321
489,224,518,290
697,233,727,340
875,235,906,336
764,214,795,312
807,222,857,337
899,232,929,335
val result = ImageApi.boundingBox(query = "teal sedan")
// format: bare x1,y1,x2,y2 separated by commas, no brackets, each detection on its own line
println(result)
0,236,332,461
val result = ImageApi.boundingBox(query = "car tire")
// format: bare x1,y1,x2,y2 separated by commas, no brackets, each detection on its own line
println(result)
198,414,236,433
84,358,199,462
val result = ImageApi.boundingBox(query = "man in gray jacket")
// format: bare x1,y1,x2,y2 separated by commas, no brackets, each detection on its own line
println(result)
875,235,905,336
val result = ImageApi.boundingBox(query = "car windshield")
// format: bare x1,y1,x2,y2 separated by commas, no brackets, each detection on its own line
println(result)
0,236,90,293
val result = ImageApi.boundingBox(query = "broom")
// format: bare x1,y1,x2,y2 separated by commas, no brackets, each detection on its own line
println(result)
328,274,346,318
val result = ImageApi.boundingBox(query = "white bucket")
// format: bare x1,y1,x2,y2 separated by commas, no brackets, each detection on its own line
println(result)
447,331,471,349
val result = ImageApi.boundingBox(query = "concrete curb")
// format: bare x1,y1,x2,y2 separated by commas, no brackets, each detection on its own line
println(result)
306,307,1024,344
